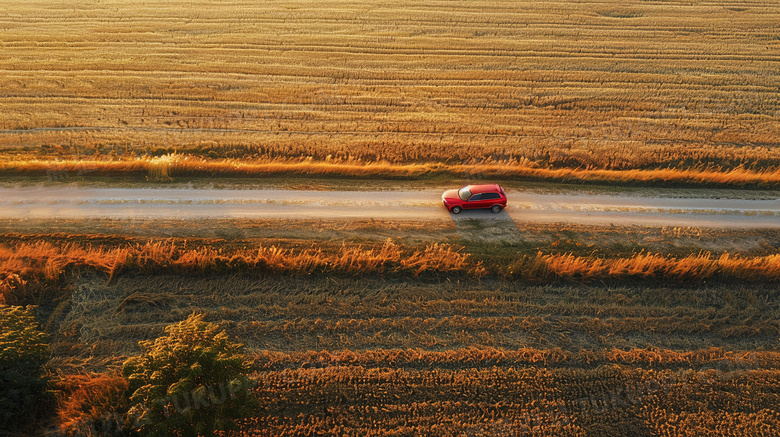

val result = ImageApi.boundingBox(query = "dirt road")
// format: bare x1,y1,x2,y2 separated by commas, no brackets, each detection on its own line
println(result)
1,187,778,228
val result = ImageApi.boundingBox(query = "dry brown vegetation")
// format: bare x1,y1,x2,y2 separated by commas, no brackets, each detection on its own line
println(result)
231,349,780,436
0,239,480,305
54,373,129,435
0,0,778,187
2,0,779,433
5,154,780,188
45,267,780,435
512,251,780,284
4,236,780,306
45,275,778,365
5,229,775,435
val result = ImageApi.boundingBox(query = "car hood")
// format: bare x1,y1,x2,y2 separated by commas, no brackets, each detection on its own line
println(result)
442,189,460,201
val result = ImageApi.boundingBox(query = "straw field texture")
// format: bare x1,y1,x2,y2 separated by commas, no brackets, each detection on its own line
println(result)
0,0,778,186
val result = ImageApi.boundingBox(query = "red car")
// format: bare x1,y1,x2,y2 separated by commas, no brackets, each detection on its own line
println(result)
442,184,507,214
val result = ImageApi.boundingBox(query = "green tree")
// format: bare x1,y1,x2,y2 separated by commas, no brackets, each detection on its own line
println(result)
0,305,50,433
123,313,255,437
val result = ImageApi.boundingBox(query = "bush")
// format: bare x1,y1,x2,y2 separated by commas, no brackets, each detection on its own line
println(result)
0,305,51,433
123,313,255,437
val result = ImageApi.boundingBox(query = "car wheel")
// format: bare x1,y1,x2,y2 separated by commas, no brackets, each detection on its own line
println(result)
451,206,462,214
491,205,502,213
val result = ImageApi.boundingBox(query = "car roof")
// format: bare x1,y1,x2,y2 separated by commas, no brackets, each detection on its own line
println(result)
466,184,501,194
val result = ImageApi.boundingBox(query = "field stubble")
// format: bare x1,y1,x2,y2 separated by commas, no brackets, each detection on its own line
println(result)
2,0,779,431
50,274,780,367
0,0,778,188
1,221,778,435
48,273,780,436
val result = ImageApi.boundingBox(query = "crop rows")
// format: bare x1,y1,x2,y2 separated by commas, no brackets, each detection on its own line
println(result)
251,347,780,371
46,271,779,373
47,301,780,436
10,233,772,434
1,0,778,186
40,270,780,435
52,351,780,437
225,351,780,436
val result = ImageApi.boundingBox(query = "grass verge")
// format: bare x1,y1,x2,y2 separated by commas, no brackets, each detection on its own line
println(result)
4,155,780,189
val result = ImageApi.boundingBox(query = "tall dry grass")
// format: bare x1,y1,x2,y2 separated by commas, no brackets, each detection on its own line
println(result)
512,251,780,283
54,373,129,436
4,155,780,187
0,240,481,304
4,237,780,305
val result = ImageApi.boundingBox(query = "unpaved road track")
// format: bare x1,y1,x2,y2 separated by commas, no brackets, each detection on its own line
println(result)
1,187,779,228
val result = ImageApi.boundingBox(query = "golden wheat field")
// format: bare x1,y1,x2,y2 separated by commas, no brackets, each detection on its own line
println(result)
1,0,780,436
0,0,778,186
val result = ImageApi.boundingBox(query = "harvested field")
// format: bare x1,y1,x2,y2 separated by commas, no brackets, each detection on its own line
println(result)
0,0,778,186
1,225,778,434
1,0,779,434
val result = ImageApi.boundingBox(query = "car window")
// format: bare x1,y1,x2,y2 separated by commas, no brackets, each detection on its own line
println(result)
483,193,500,200
458,187,471,201
468,193,483,201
